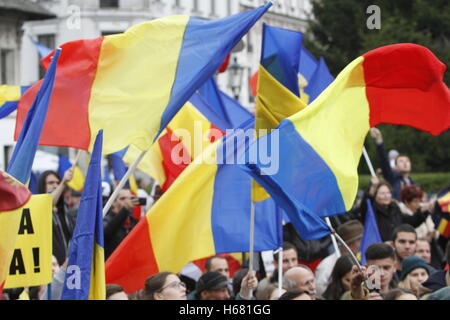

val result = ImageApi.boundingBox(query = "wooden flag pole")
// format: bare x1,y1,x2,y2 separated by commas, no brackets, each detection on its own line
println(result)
362,146,377,178
102,150,147,217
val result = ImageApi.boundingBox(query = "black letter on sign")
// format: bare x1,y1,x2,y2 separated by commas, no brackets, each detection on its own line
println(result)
18,208,34,234
9,249,26,275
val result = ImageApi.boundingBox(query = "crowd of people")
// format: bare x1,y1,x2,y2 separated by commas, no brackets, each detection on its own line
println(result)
1,128,449,300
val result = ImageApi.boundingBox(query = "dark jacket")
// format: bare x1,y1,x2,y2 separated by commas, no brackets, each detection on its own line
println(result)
283,223,332,262
375,142,415,200
360,195,428,242
103,208,138,259
422,270,449,292
52,203,76,266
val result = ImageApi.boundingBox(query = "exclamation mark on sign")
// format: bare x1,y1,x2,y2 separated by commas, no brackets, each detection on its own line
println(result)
32,247,40,273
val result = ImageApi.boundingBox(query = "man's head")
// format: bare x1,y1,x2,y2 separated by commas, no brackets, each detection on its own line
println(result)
415,239,431,264
113,188,133,213
337,220,364,255
365,243,396,292
106,284,129,300
284,265,316,300
273,242,298,273
205,256,229,280
197,272,230,300
393,224,417,260
395,155,411,174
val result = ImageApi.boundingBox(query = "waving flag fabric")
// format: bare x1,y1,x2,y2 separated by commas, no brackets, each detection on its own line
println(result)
61,131,105,300
106,119,283,293
8,49,61,184
0,171,32,293
360,200,382,264
304,57,334,103
242,44,450,222
123,77,253,191
0,86,30,119
58,155,85,192
15,4,271,154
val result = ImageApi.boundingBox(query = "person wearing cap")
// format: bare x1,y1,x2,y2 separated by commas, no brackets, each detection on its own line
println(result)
188,270,258,300
398,256,432,298
315,220,363,299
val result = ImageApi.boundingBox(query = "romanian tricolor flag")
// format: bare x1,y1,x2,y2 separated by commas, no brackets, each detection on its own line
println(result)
15,4,271,155
0,171,32,294
106,119,283,293
243,44,450,224
58,155,85,192
61,131,105,300
0,85,30,119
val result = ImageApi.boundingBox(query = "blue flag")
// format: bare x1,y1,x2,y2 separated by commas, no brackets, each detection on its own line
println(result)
61,130,105,300
360,199,382,264
304,57,334,103
0,86,30,119
7,49,61,184
29,36,53,59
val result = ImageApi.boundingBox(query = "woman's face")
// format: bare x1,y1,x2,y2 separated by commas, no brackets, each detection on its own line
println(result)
45,174,60,193
408,268,429,284
154,274,187,300
375,185,392,207
341,271,352,291
406,198,421,212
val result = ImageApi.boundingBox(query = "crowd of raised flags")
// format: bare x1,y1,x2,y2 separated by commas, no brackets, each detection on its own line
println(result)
1,2,450,301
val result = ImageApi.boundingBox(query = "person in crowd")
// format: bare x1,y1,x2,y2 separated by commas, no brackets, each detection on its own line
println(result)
399,185,436,241
315,220,363,298
422,240,450,292
322,255,356,300
426,287,450,300
278,289,312,300
283,223,331,273
256,241,298,294
51,255,60,277
284,265,317,300
37,169,76,266
103,188,139,259
142,272,187,300
360,177,428,242
106,284,129,300
204,255,233,294
383,288,417,300
397,256,432,298
256,283,286,300
415,238,442,271
342,243,397,299
415,238,432,264
370,127,415,200
392,224,418,278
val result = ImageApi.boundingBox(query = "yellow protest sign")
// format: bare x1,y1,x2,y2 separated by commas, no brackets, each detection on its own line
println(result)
4,194,52,289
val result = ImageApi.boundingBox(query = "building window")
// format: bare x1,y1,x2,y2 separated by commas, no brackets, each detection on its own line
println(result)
100,0,119,8
38,34,55,79
1,50,14,84
192,0,201,14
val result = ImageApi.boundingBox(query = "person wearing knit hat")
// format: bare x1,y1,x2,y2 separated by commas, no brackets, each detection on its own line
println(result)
400,256,431,282
397,256,433,298
315,220,364,298
192,271,230,300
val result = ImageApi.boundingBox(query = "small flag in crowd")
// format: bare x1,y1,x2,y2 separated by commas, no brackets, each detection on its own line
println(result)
360,199,382,264
61,131,105,300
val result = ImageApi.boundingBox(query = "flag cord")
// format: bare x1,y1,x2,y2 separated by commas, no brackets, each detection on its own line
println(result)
102,150,147,217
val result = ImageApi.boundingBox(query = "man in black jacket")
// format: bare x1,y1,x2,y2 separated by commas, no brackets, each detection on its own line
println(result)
103,188,139,259
422,240,450,292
